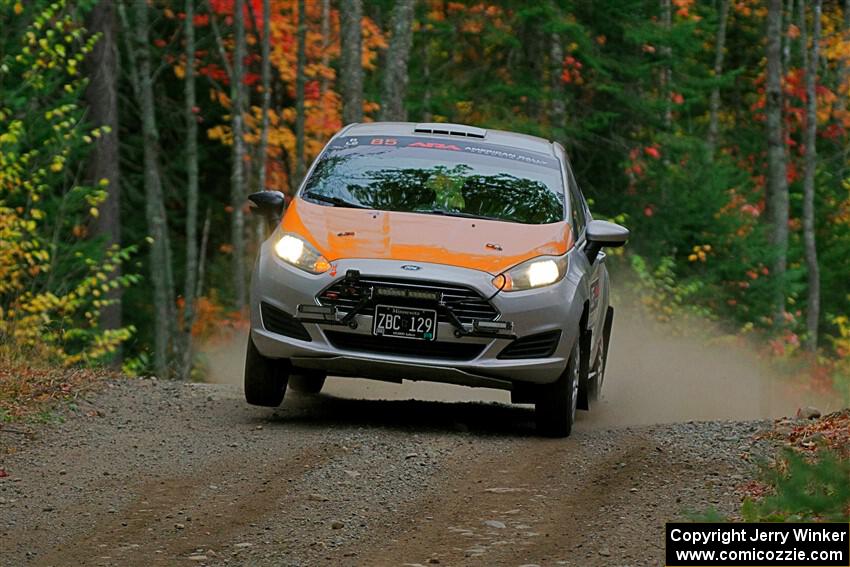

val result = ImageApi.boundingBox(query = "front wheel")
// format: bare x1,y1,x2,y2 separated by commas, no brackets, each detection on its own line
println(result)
244,336,290,407
535,341,580,438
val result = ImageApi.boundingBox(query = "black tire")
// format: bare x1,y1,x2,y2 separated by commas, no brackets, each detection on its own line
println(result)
288,370,327,394
244,336,289,407
535,340,580,438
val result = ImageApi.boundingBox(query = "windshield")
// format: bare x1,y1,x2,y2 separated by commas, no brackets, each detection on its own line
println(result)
301,135,565,224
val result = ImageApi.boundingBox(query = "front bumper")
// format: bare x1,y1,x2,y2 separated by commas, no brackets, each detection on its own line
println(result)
250,240,585,390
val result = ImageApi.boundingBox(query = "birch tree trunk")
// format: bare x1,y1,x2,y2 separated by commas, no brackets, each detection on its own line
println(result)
707,0,729,156
766,0,789,325
340,0,363,124
783,0,794,70
125,0,175,378
802,0,822,350
231,0,247,310
180,0,200,380
549,30,566,133
379,0,416,121
294,0,307,185
85,0,122,345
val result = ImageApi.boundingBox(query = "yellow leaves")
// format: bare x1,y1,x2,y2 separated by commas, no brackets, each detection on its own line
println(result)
688,244,712,263
13,2,23,15
207,124,231,145
173,64,185,80
89,207,99,218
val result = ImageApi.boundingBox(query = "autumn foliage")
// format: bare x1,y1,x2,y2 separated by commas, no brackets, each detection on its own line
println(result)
0,1,136,366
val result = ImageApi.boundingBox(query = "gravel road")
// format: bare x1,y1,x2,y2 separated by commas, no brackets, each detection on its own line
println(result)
3,311,818,567
1,378,773,567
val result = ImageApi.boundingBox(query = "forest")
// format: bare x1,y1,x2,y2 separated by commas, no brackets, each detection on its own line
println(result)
1,0,849,395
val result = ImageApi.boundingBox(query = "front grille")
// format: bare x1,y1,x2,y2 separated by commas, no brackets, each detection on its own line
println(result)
498,330,561,359
317,276,498,325
261,302,312,341
325,331,486,361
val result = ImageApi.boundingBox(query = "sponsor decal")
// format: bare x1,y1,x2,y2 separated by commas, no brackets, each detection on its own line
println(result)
326,136,558,169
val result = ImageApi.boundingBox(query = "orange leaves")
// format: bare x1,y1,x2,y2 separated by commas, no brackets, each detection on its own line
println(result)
197,0,385,192
673,0,701,21
644,145,661,159
787,24,800,40
560,55,584,85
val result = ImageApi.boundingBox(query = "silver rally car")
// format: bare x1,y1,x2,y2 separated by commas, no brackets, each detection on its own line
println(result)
246,122,629,436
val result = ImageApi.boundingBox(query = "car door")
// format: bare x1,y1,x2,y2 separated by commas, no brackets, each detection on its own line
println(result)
565,163,607,360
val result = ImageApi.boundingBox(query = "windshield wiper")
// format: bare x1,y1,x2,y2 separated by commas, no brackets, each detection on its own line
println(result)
302,191,369,209
416,208,500,221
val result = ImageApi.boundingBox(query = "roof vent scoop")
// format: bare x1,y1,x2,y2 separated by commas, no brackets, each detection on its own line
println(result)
413,122,487,139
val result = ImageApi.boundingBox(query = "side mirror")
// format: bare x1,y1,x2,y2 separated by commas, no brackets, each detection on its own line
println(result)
585,219,629,264
248,191,286,231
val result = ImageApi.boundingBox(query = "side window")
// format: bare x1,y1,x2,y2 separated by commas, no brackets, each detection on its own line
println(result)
566,165,586,237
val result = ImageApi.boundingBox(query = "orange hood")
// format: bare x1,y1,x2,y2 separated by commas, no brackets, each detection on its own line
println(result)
282,199,572,275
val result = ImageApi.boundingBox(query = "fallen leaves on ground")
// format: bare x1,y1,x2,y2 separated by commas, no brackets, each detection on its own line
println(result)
0,364,116,423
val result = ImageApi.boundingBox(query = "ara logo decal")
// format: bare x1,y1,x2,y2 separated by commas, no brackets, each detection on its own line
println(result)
408,141,461,151
401,265,421,271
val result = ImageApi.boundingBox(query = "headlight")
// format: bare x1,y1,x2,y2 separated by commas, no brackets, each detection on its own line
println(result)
274,233,331,274
495,254,568,291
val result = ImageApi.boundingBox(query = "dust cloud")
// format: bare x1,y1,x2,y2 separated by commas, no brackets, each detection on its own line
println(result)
200,305,841,428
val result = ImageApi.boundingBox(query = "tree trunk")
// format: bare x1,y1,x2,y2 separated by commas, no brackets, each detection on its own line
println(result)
802,0,822,350
707,0,729,156
180,0,200,380
231,0,247,310
379,0,416,121
84,0,122,348
766,0,789,325
320,0,330,95
127,0,175,378
258,0,272,192
422,36,432,121
783,0,794,70
660,0,672,129
340,0,363,124
294,0,307,185
841,0,850,115
549,30,566,134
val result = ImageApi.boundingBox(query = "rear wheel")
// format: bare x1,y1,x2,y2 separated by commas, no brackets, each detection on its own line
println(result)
244,336,289,407
288,370,327,394
535,341,580,438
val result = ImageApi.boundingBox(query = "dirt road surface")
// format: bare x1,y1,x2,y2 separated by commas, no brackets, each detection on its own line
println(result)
1,310,831,566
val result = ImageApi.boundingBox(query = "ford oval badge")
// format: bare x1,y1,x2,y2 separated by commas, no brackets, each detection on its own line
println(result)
401,265,421,271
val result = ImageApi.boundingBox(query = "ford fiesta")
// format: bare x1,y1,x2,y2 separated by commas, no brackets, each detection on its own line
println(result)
245,122,629,437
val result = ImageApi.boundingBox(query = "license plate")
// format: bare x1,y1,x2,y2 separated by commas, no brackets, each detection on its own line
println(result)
372,305,438,341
